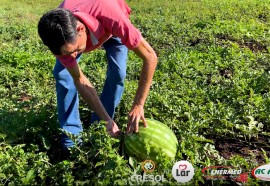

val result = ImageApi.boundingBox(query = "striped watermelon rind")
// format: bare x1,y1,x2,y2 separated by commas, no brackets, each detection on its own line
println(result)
124,118,178,162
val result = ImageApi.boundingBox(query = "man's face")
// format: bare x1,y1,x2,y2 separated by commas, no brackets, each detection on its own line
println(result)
60,22,88,58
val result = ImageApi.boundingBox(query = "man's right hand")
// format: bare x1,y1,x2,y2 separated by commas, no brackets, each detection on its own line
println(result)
106,119,122,138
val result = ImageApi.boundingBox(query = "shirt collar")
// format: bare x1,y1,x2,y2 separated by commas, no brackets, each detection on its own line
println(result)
73,12,105,41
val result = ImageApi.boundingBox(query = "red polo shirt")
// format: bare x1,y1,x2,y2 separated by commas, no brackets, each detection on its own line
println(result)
55,0,142,69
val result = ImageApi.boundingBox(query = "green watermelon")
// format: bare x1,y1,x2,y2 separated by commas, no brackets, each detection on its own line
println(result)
124,118,178,162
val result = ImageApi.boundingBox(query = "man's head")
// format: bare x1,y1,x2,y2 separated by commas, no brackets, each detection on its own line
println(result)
38,8,88,58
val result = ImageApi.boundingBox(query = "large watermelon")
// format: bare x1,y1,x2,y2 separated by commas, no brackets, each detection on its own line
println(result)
124,118,178,162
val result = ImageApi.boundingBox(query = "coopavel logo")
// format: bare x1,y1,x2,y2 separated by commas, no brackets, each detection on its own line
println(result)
172,161,194,183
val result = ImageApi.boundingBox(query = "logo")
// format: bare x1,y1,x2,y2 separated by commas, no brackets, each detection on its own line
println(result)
202,166,247,182
142,160,155,173
252,164,270,181
172,160,194,183
131,160,166,182
179,164,187,171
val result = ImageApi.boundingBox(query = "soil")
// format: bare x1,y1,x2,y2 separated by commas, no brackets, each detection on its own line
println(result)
187,34,269,53
17,93,32,102
205,133,269,164
216,33,268,53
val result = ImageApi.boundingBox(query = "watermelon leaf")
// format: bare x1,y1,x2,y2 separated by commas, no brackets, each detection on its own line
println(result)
129,157,137,170
135,165,142,173
95,161,103,167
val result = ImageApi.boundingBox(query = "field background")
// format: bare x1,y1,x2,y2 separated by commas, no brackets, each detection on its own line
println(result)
1,0,270,185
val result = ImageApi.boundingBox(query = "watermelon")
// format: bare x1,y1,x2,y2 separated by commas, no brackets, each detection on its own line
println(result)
124,118,178,162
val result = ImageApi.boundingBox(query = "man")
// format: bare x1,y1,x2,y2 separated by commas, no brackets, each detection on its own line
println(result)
38,0,157,150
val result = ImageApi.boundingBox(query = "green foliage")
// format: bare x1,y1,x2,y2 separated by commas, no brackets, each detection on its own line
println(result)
1,0,270,185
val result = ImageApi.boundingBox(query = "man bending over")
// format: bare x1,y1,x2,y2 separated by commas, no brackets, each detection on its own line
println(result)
38,0,157,150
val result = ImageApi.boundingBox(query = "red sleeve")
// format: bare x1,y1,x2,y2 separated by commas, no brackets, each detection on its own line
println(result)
55,54,77,69
112,14,142,50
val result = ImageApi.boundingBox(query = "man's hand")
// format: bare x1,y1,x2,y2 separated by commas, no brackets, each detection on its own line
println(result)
106,119,122,138
127,105,148,135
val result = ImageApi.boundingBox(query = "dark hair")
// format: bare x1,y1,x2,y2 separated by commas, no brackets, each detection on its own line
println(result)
38,8,78,55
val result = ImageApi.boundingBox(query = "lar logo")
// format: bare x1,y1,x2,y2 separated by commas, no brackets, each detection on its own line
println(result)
142,160,155,173
172,160,194,183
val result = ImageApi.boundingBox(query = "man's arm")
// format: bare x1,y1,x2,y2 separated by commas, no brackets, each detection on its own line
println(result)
127,37,158,134
67,64,110,121
66,64,121,137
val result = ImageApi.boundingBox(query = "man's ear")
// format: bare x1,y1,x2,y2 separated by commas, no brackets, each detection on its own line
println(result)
76,21,85,32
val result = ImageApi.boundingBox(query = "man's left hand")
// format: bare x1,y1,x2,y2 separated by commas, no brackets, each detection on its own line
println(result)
127,105,148,135
106,119,122,138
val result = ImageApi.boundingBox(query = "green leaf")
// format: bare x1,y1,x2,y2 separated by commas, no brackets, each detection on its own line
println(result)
129,157,137,169
262,148,269,163
62,160,69,165
114,180,126,185
26,168,35,182
95,161,104,168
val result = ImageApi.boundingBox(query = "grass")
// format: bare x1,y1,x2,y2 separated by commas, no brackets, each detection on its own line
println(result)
1,0,270,185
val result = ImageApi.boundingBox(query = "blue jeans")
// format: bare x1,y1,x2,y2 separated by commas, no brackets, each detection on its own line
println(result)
53,37,128,150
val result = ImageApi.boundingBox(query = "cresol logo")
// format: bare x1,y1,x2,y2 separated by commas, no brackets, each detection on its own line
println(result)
252,164,270,181
131,160,167,182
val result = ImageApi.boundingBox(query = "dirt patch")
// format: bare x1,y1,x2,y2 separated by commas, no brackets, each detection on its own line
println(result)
203,69,232,86
218,69,232,79
17,93,32,102
187,34,268,53
204,133,269,164
216,34,268,53
189,38,206,46
237,40,268,53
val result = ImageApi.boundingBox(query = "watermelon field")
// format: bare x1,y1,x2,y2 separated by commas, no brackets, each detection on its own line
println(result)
1,0,270,185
